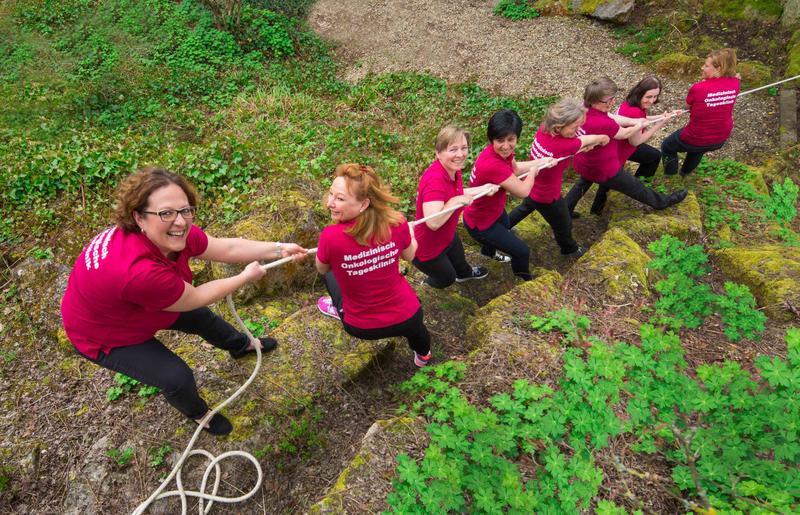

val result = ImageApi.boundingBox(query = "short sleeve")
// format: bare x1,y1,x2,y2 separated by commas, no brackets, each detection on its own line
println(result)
420,179,449,204
397,220,411,250
686,83,698,106
185,225,209,257
317,227,330,264
602,117,620,138
121,260,186,311
565,137,582,156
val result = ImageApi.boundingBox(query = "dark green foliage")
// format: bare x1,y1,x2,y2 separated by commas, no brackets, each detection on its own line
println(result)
106,372,159,401
612,23,669,64
493,0,540,21
717,282,767,342
528,308,590,344
389,322,800,513
762,177,799,245
148,444,172,468
695,159,760,233
15,0,91,35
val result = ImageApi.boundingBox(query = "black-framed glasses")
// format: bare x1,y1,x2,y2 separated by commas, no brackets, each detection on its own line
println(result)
140,206,197,222
599,96,616,105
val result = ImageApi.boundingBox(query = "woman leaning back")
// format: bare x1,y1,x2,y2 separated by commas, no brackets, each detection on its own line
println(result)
508,98,610,257
315,164,434,368
412,126,500,288
61,167,308,436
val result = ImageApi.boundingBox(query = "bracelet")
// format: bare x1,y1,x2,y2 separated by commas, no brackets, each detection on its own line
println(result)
275,242,283,257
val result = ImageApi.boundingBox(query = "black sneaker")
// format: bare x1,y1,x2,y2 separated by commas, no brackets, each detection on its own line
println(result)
455,266,489,282
229,337,278,359
481,251,512,263
562,245,586,258
194,413,233,436
570,211,581,219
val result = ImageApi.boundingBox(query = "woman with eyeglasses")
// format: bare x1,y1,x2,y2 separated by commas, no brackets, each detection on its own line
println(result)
411,126,499,288
315,163,433,368
590,75,678,215
661,48,740,177
565,77,688,216
61,167,308,436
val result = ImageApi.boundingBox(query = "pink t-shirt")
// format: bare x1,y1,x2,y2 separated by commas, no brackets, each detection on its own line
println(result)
463,145,514,231
681,76,740,146
317,220,419,329
61,225,209,359
572,107,621,183
616,102,647,164
528,126,582,204
414,160,464,262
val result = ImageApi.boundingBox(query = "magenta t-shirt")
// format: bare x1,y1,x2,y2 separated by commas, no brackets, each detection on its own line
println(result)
616,102,646,164
463,145,514,231
572,107,621,183
317,220,419,329
681,76,740,146
414,160,464,262
528,126,582,204
61,224,209,359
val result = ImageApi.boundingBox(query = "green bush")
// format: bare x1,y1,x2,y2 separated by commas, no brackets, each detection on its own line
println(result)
493,0,540,21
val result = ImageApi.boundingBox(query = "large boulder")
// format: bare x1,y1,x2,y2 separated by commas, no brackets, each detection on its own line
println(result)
11,257,71,340
713,245,800,321
606,190,702,245
653,53,704,80
784,0,800,30
567,228,650,302
572,0,635,23
310,417,429,514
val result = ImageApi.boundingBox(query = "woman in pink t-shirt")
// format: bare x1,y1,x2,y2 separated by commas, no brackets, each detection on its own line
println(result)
508,99,610,257
661,48,741,176
60,168,308,435
315,163,432,368
412,126,500,288
591,75,677,214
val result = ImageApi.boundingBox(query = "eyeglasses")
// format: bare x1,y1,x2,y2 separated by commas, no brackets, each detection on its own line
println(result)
140,206,197,222
599,96,616,105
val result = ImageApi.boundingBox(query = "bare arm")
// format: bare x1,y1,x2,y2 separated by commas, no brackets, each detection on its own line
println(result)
577,134,610,152
613,120,644,140
421,194,473,231
315,256,330,275
164,262,265,312
200,235,307,263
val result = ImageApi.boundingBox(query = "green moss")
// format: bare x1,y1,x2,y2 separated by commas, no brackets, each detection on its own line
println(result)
788,39,800,78
607,191,703,245
569,228,651,302
703,0,782,21
654,52,704,80
738,60,773,89
713,245,800,321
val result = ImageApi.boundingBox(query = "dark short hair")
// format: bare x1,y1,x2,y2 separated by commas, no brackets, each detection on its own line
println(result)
487,109,523,141
625,75,663,108
113,167,199,232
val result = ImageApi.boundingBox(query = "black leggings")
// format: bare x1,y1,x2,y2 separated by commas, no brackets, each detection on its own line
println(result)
79,307,250,419
566,167,674,213
412,234,473,288
661,128,726,176
464,211,531,280
592,143,661,213
508,196,578,254
323,272,431,355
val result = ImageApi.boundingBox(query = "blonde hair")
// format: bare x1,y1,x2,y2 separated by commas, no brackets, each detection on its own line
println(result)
708,48,737,77
113,167,199,232
583,77,618,106
435,126,470,153
542,99,587,135
331,163,404,246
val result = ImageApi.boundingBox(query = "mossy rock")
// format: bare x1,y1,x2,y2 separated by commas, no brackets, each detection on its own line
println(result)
310,417,428,514
567,228,650,302
787,38,800,78
713,245,800,321
12,257,71,341
703,0,782,22
654,52,704,80
535,0,571,15
572,0,635,23
606,191,702,245
247,305,396,411
465,270,563,352
738,59,773,89
514,209,553,246
756,144,800,185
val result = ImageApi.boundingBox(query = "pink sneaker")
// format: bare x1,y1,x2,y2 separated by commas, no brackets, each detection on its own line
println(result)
414,352,431,368
317,296,340,320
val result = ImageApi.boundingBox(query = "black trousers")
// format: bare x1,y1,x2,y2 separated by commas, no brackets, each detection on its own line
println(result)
323,272,431,355
593,143,661,213
412,234,473,288
508,196,578,254
464,211,531,280
661,128,725,176
80,307,250,419
566,167,673,214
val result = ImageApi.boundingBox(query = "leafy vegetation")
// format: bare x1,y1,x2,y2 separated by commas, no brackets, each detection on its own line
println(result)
106,372,159,401
612,23,670,64
493,0,540,21
106,446,135,467
148,444,172,469
389,321,800,514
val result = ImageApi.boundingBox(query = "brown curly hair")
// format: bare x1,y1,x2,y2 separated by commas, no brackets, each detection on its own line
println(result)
113,167,199,232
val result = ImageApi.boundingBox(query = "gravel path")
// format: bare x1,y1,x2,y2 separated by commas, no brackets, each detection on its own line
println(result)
309,0,778,162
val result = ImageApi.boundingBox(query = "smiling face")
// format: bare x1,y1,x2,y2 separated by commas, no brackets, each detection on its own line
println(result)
326,176,369,223
491,134,517,159
557,114,586,138
436,134,469,176
132,183,192,257
702,57,719,79
640,88,660,110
